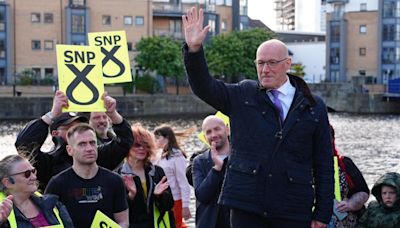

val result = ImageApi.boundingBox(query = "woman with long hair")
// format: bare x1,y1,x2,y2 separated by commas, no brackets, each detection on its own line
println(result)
120,123,175,228
154,125,191,228
0,154,74,227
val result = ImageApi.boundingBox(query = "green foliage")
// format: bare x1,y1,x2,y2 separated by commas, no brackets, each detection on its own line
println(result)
233,28,276,79
18,69,34,85
122,81,135,94
136,74,160,94
135,36,184,79
206,28,276,80
291,63,306,77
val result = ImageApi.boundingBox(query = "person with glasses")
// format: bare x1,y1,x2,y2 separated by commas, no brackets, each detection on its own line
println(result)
182,7,333,228
119,123,175,228
0,154,74,227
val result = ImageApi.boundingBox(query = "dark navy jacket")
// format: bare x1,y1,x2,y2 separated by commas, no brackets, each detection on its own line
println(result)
192,149,230,228
183,44,334,223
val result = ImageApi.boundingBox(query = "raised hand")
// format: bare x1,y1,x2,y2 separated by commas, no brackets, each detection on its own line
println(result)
182,207,191,220
51,90,69,117
154,176,169,196
210,142,224,171
182,7,210,52
0,195,13,223
102,92,123,124
122,175,137,200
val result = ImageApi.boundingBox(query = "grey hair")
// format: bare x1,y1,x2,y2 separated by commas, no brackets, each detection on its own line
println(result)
0,154,25,192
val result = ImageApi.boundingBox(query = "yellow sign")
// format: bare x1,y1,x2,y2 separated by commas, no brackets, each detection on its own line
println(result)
88,31,132,84
90,210,120,228
56,45,106,112
197,111,230,146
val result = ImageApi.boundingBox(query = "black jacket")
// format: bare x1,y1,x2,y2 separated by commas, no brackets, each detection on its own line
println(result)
15,118,133,190
119,162,175,228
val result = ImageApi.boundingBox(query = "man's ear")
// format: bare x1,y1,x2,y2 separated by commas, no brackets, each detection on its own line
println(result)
51,130,59,137
66,145,73,157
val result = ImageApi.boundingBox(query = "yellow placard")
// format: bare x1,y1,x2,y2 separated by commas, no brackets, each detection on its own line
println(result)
56,45,105,112
90,210,120,228
197,111,230,146
88,31,132,84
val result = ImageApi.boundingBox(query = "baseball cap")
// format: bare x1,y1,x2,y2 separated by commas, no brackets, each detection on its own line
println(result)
49,112,88,132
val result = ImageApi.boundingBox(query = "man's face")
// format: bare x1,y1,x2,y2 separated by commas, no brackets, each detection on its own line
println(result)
67,130,98,165
202,118,229,150
256,42,291,90
381,185,398,207
89,112,110,138
54,120,81,142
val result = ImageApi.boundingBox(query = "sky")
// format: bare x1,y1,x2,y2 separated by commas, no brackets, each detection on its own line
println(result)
247,0,276,30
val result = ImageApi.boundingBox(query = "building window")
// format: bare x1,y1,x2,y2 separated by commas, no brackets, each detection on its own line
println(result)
44,40,54,50
169,19,182,38
45,68,54,77
359,70,366,76
102,15,111,25
209,18,216,34
44,13,53,23
330,48,340,64
31,13,41,23
71,0,85,6
135,16,144,26
330,24,340,42
32,68,41,79
0,11,5,31
221,20,227,31
359,47,366,56
330,70,340,82
383,24,395,41
360,3,367,11
124,16,133,26
382,47,395,64
359,25,366,34
32,40,41,50
0,40,5,58
127,42,132,51
72,15,85,33
383,1,397,18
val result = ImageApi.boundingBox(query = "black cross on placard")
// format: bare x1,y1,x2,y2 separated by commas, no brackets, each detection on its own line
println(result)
101,46,125,78
65,64,99,105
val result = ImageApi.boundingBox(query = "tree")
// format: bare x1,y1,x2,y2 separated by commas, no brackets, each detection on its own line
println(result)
206,28,276,81
135,36,184,94
205,33,245,82
233,28,276,79
291,63,306,78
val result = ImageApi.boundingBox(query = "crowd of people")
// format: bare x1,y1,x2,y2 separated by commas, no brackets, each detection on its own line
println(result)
0,6,399,228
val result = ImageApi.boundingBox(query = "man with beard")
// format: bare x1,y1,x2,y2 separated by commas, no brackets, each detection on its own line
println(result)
89,112,115,144
192,115,230,228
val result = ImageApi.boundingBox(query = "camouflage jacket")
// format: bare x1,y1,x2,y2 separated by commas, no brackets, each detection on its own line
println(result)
357,172,400,228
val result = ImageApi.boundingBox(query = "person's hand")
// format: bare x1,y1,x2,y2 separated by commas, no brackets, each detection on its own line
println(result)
182,207,191,220
0,195,13,223
102,92,123,124
51,90,69,117
311,220,327,228
182,7,210,52
210,142,223,171
337,199,353,213
122,175,137,200
154,176,169,196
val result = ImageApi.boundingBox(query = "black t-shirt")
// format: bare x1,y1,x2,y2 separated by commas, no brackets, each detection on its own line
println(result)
45,167,128,228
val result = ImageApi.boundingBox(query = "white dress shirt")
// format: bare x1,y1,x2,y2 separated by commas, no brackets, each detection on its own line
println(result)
267,76,296,120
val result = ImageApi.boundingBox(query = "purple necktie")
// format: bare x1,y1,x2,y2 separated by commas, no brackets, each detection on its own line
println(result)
271,90,284,122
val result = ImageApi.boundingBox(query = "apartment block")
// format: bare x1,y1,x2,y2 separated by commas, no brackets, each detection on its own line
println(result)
0,0,246,85
326,0,400,93
0,0,151,85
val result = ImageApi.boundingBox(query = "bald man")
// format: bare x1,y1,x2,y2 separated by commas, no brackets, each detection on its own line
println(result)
192,115,231,228
182,7,333,228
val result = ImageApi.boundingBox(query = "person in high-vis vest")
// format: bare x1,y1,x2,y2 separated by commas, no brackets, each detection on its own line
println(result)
0,154,74,228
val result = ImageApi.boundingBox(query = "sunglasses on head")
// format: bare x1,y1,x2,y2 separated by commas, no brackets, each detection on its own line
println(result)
9,168,36,178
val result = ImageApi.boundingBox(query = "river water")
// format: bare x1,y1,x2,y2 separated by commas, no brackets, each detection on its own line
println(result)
1,113,400,226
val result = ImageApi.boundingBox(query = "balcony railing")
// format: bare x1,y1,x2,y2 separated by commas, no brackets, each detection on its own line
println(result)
153,29,184,39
